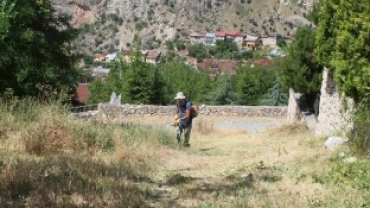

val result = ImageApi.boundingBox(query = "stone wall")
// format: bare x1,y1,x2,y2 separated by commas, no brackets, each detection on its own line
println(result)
315,68,354,136
95,104,288,119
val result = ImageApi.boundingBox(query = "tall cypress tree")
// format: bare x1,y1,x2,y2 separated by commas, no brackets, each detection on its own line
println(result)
316,0,370,102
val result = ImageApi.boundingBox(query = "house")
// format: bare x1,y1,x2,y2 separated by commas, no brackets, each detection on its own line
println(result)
190,31,205,44
90,66,110,77
105,53,117,62
225,30,242,39
94,53,107,62
242,35,261,50
214,31,226,41
145,50,161,64
119,49,133,63
225,30,244,49
261,36,279,49
204,33,216,46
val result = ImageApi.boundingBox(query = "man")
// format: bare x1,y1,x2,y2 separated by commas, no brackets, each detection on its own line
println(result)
174,92,193,147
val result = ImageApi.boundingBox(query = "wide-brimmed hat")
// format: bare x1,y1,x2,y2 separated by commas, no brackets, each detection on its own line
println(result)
174,92,186,100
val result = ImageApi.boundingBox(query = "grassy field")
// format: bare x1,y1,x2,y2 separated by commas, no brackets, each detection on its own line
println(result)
0,99,369,208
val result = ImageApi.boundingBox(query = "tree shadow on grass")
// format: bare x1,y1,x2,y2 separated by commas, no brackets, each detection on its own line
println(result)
150,167,283,207
0,154,153,208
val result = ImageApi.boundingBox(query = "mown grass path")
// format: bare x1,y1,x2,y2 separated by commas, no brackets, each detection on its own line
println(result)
123,116,357,208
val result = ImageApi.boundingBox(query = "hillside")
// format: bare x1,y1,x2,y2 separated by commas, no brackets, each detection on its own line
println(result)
52,0,316,55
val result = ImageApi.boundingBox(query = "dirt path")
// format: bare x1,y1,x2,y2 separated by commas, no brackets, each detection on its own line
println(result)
122,116,334,208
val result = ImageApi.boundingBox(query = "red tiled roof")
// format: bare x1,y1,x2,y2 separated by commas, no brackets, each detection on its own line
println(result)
225,30,242,37
146,50,161,60
76,83,90,104
196,59,212,70
253,59,274,67
197,59,237,74
217,60,237,74
214,31,226,37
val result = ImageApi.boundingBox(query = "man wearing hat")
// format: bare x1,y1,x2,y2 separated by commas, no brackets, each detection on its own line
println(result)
174,92,193,147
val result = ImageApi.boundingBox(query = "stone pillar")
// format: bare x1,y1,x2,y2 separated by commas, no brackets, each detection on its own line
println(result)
287,88,302,123
315,68,354,136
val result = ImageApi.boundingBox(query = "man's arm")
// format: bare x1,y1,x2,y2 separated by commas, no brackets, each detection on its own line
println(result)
183,102,192,121
184,109,191,121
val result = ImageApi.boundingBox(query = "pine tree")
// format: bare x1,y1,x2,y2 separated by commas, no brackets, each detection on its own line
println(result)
277,26,323,110
259,81,288,106
235,65,276,105
204,75,238,105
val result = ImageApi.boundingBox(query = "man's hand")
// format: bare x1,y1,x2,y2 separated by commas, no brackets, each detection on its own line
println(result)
173,119,180,126
173,115,180,126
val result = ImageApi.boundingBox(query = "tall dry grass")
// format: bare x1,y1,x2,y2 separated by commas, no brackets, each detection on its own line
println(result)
0,97,176,207
1,97,369,208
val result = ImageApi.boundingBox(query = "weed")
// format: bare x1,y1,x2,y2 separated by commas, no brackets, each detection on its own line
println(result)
348,103,370,154
194,118,214,135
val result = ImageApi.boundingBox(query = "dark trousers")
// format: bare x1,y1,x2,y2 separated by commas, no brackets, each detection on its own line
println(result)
176,124,192,146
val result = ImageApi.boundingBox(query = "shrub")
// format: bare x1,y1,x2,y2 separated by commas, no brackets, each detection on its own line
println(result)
348,102,370,154
135,21,148,31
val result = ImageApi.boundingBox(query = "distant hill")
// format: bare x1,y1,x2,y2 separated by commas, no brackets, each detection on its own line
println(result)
52,0,316,55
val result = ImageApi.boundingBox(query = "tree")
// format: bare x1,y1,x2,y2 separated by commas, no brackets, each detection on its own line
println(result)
276,38,287,48
150,67,166,105
188,43,208,62
214,39,239,59
277,26,323,110
235,65,276,105
259,81,288,106
307,0,323,25
0,0,80,97
159,62,210,104
204,75,238,105
88,59,128,104
124,61,156,104
315,0,370,152
316,0,370,103
89,56,168,105
165,40,174,50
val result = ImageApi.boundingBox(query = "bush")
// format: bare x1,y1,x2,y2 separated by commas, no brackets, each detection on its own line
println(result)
348,103,370,154
135,21,147,31
328,156,370,205
83,55,94,65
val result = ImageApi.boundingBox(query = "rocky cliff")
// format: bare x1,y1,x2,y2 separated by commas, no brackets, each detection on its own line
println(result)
52,0,316,54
